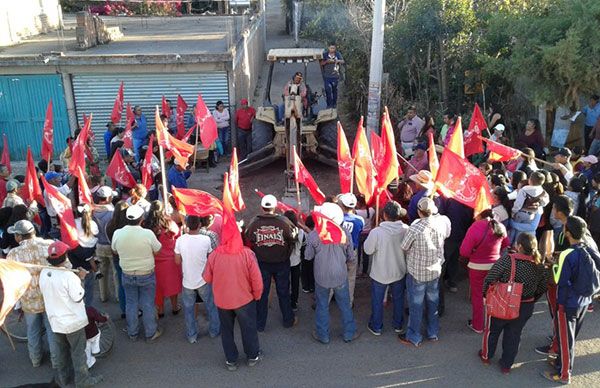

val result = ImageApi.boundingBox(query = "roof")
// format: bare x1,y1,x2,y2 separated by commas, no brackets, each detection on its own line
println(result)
267,48,324,62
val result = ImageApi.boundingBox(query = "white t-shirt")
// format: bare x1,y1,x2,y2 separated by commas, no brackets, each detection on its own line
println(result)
39,268,88,334
75,218,99,248
174,233,213,289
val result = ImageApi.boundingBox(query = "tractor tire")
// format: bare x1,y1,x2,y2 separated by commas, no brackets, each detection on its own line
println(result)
317,119,338,150
252,119,274,151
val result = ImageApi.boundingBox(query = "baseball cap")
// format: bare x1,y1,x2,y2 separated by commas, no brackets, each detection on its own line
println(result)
261,194,277,209
7,220,35,235
417,197,438,215
339,193,357,209
126,205,145,220
582,155,598,165
240,98,248,105
314,202,344,225
493,124,505,132
96,186,117,199
44,171,61,181
6,179,20,192
557,147,572,157
48,240,71,259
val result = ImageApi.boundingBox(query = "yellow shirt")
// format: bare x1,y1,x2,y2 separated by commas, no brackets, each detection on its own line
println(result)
111,225,162,272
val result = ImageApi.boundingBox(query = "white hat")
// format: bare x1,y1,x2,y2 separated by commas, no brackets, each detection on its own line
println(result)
314,202,344,225
582,155,598,165
96,186,117,199
409,170,434,191
261,194,277,209
339,193,357,209
126,205,145,220
493,123,505,132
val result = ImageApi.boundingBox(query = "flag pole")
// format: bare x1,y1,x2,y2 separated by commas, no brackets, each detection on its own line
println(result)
193,122,199,171
375,192,380,226
158,143,169,213
396,152,419,172
349,161,354,194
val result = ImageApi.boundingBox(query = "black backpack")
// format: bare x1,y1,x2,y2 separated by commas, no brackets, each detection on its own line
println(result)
572,244,600,298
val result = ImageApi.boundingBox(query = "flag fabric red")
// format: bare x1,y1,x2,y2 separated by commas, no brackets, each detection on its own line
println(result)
337,122,354,193
312,211,346,244
464,103,486,156
194,94,218,148
481,137,522,162
155,107,194,166
228,148,245,211
293,147,326,205
220,172,244,252
69,114,92,175
367,187,393,208
447,116,465,159
41,100,54,163
1,134,11,173
74,165,92,205
181,126,195,143
428,132,439,179
111,82,124,125
141,134,155,190
353,117,376,203
370,131,383,172
23,147,44,205
123,103,134,149
254,189,298,214
41,176,79,248
172,187,223,216
435,148,492,216
162,96,171,119
106,151,136,188
176,95,188,139
376,108,400,191
0,260,32,327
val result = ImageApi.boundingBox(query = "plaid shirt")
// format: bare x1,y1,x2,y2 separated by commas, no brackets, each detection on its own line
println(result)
401,215,451,282
199,228,219,250
6,237,54,314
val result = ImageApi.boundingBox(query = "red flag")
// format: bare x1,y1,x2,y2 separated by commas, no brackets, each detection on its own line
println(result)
481,137,521,162
155,107,194,166
123,103,134,149
22,147,44,205
376,108,400,190
194,94,218,148
464,104,486,156
162,96,171,119
69,114,92,175
312,211,347,244
368,187,393,208
293,147,326,205
428,132,439,179
1,134,11,174
337,122,354,193
447,116,465,159
254,189,298,214
172,187,223,216
41,176,78,248
435,149,492,217
74,165,92,205
370,131,383,171
106,151,136,188
111,82,124,125
228,148,245,211
352,117,376,203
41,100,54,162
221,172,244,252
176,95,188,139
141,134,155,190
181,126,195,143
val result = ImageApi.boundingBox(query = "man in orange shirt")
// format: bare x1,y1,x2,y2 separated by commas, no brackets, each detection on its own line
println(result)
235,99,256,158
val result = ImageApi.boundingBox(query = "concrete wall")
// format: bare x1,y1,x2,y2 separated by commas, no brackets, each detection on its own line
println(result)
0,0,63,46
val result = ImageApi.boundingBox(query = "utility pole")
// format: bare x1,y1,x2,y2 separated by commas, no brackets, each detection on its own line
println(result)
366,0,385,139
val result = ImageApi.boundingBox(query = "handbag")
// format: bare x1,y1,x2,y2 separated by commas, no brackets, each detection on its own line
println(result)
485,254,524,320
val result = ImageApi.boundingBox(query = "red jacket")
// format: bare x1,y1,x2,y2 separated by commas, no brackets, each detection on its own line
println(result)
203,247,263,309
235,107,256,131
459,219,510,267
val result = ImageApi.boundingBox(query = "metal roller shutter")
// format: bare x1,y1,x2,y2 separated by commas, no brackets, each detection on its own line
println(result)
71,73,229,157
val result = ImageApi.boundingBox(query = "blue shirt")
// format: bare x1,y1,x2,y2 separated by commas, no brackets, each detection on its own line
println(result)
342,213,364,249
103,130,113,157
133,114,148,140
583,103,600,127
167,165,191,191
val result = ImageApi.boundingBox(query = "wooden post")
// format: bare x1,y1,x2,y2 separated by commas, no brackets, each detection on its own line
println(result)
192,122,200,170
375,193,380,226
293,145,302,211
349,160,355,194
158,143,169,213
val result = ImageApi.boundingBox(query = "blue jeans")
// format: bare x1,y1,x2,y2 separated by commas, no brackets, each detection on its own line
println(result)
314,281,356,342
122,272,158,338
256,261,295,331
324,77,339,108
238,129,252,158
83,272,94,307
590,139,600,156
182,284,220,341
509,212,542,243
406,274,440,345
113,255,126,314
218,301,260,363
132,137,145,161
24,312,58,367
369,277,406,332
218,126,230,155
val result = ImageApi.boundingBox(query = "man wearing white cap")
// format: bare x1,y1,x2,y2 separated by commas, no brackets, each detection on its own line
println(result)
92,186,117,302
407,170,443,222
245,194,298,331
111,205,163,341
339,193,364,305
399,197,451,347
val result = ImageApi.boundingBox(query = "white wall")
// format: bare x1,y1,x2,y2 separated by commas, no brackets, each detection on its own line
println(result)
0,0,62,46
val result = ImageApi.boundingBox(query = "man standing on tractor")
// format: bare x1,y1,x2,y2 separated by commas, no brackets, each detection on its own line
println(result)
320,44,344,109
283,72,309,119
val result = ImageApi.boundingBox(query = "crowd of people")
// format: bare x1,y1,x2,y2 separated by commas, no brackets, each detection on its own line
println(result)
2,93,600,387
